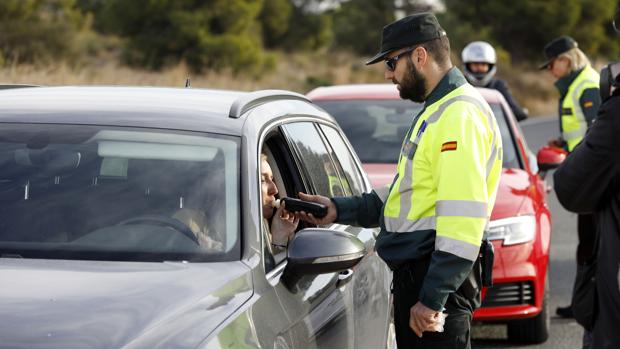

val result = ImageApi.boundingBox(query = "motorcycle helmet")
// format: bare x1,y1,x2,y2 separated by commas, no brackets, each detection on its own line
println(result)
462,41,497,86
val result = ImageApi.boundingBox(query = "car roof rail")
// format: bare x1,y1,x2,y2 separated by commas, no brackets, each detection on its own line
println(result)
0,84,40,90
229,90,311,118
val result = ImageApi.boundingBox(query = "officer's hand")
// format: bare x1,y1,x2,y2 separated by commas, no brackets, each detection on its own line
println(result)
409,301,439,338
296,192,337,226
547,138,566,148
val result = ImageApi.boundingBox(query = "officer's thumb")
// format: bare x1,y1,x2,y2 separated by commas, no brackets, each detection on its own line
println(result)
298,192,317,202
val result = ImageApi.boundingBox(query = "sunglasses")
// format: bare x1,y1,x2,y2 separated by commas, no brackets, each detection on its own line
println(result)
384,48,415,72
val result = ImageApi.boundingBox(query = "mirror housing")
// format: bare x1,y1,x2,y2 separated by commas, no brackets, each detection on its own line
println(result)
537,146,567,178
282,228,366,287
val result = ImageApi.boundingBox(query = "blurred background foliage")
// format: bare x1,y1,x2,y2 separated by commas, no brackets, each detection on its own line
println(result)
1,0,620,115
2,0,619,73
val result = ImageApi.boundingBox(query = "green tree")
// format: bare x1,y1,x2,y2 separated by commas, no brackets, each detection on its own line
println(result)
332,0,395,55
443,0,619,62
259,0,293,48
279,0,333,51
0,0,84,65
99,0,271,74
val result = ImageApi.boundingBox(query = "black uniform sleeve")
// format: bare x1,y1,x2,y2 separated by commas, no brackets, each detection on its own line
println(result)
579,88,601,126
553,95,620,213
494,79,528,121
331,191,383,227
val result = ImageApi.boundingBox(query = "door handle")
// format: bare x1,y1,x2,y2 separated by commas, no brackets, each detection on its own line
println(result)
336,269,354,288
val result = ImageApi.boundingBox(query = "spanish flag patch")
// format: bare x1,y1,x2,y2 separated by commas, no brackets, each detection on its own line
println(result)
584,101,593,108
441,141,458,152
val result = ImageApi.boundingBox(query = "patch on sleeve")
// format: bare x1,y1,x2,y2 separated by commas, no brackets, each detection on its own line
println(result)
583,101,594,108
441,141,457,152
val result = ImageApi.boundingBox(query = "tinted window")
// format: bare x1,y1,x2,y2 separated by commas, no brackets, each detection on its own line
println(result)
317,99,520,169
319,125,365,195
283,122,345,197
489,103,521,169
0,124,240,262
315,100,423,163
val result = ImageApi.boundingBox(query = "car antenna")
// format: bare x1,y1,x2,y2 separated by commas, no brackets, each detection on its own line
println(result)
185,76,191,88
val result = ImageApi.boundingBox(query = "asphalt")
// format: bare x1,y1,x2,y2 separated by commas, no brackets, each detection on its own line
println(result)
472,116,584,349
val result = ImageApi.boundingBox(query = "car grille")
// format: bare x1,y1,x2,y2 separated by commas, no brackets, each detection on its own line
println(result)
481,282,534,307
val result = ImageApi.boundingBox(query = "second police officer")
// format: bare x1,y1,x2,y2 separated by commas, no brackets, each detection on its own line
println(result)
539,36,601,329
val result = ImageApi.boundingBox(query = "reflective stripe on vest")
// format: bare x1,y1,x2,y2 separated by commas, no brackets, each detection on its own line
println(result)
561,66,599,151
383,92,500,239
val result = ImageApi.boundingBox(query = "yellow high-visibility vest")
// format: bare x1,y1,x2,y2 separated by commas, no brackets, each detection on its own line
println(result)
561,65,599,151
378,84,502,262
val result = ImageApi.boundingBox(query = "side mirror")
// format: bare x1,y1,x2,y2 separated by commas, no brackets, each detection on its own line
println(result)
537,146,567,178
282,228,366,288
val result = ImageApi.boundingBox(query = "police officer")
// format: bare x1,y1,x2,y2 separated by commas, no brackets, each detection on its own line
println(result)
462,41,529,121
540,36,601,152
553,64,620,349
539,36,601,327
296,13,502,349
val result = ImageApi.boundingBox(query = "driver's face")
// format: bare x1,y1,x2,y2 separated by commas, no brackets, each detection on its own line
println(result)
261,159,278,219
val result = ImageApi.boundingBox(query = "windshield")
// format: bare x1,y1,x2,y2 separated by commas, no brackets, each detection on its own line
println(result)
317,99,520,168
0,124,240,262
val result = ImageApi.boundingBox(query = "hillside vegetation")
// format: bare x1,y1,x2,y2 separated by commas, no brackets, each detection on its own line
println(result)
2,0,618,116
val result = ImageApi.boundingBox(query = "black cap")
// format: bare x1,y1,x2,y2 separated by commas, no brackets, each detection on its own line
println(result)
538,36,578,70
366,13,447,65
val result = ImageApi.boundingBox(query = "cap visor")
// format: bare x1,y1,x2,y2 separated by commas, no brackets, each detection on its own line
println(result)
538,59,552,70
365,50,391,65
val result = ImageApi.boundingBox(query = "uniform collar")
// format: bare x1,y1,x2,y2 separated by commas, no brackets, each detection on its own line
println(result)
424,67,467,107
555,67,584,98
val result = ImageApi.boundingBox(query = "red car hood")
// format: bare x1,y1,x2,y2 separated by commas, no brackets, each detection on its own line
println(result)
362,164,529,220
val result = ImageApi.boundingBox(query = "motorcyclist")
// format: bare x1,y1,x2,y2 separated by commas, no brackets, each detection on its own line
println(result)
462,41,528,121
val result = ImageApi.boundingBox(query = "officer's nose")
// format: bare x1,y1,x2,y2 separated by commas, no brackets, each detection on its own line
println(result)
385,69,394,81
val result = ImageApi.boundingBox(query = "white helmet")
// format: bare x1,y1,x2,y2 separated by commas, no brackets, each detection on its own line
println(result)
461,41,497,87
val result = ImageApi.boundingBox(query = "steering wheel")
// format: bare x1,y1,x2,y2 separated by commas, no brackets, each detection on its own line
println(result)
118,214,200,245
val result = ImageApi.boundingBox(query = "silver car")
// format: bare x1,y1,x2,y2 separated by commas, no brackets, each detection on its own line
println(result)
0,86,394,349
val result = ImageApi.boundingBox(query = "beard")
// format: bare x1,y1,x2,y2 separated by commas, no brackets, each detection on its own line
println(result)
396,57,427,102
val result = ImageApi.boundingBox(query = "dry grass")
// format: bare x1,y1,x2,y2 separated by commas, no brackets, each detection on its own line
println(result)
0,51,383,91
0,51,558,116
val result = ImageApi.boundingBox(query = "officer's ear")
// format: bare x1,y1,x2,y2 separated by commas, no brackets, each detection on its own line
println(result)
414,46,429,69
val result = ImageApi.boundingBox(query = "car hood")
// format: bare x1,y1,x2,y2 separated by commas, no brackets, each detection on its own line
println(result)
0,258,252,349
491,168,531,220
362,164,530,220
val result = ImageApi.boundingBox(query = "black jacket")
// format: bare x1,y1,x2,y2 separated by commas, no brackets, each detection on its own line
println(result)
486,78,528,122
553,91,620,349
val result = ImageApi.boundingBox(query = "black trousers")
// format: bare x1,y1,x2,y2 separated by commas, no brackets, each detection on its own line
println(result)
392,258,479,349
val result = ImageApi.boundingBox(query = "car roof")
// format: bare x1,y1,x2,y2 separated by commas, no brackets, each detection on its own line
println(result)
0,86,311,135
307,83,505,105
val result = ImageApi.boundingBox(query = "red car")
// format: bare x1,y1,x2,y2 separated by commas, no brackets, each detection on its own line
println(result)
308,84,564,344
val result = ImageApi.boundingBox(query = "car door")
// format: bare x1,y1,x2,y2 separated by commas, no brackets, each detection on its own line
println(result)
317,123,392,349
248,122,354,349
274,121,355,349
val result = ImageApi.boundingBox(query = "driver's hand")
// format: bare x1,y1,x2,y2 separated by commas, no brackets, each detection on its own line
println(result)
197,233,223,251
296,192,337,226
270,201,298,245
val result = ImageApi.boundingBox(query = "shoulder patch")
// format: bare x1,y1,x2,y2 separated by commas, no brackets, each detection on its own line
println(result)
583,101,594,108
441,141,457,152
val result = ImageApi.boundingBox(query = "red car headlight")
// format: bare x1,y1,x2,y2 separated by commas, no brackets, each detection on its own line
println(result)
487,215,536,246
